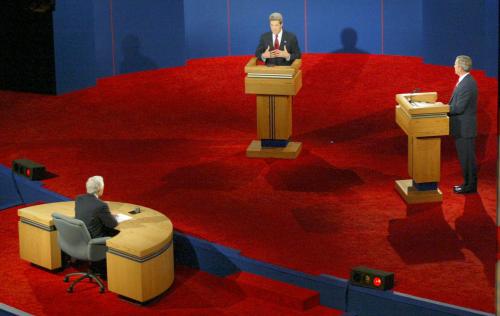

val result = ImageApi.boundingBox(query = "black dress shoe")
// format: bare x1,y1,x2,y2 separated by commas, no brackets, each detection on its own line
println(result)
453,186,477,194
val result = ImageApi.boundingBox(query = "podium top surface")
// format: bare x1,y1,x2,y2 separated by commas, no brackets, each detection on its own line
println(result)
245,57,301,77
396,92,449,116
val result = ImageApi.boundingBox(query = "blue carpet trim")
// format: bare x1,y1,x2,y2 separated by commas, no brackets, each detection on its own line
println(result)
0,165,69,209
0,303,32,316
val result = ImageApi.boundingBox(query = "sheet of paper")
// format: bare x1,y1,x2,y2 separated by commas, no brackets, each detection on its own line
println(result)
411,101,430,108
114,213,132,223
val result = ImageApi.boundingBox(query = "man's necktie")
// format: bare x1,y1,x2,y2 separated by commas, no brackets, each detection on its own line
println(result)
274,35,279,50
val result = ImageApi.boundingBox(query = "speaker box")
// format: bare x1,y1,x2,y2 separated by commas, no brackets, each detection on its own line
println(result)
12,159,46,180
350,266,394,291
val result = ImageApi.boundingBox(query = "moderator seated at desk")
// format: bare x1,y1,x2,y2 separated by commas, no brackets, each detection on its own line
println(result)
18,201,174,302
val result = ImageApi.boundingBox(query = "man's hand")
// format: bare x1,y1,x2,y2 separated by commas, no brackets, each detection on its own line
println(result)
271,46,291,59
261,46,272,59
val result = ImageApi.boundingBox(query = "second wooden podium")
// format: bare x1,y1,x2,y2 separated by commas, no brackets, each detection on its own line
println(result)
395,92,450,203
244,57,302,159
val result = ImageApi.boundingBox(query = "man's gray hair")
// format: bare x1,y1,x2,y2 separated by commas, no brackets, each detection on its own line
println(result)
269,12,283,24
86,176,104,194
455,55,472,72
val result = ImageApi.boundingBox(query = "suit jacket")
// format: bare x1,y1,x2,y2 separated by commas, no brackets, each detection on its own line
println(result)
75,194,118,238
255,30,301,66
449,74,478,138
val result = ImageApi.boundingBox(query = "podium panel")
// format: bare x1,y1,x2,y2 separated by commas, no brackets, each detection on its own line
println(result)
245,71,302,95
256,95,292,140
396,106,449,137
408,136,441,183
18,221,61,270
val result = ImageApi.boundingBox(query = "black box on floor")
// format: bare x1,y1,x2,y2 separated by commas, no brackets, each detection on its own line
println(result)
12,159,46,180
350,266,394,291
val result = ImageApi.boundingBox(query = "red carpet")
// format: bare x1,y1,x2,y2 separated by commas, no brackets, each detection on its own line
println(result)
0,54,497,313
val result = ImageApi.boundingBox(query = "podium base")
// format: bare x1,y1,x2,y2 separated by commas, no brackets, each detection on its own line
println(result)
395,179,442,204
246,140,302,159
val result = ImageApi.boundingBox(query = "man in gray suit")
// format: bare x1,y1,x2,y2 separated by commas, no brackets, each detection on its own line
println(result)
449,55,478,194
75,176,118,237
255,12,301,66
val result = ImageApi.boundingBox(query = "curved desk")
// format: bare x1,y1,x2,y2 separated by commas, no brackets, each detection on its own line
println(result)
18,201,174,302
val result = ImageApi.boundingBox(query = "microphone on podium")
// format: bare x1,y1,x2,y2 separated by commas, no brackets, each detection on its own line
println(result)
408,88,421,102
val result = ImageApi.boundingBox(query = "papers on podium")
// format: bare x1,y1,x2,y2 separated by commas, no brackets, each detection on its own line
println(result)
410,101,430,108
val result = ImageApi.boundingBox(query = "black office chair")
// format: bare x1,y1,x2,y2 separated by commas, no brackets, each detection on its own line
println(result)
52,213,110,293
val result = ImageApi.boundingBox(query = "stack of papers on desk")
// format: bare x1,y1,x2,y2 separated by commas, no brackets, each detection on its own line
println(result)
114,213,132,223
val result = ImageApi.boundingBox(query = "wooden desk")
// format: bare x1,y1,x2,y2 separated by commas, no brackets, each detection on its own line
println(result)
18,201,174,302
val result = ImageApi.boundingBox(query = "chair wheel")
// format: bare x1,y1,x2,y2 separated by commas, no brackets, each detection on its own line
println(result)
63,277,69,282
67,287,73,293
99,288,105,294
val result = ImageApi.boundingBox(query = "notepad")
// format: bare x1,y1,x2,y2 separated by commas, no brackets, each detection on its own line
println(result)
114,213,132,223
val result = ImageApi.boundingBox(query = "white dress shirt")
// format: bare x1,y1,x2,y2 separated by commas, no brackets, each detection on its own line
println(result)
457,72,469,86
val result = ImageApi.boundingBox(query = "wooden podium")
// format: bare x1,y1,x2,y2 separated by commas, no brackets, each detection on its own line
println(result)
244,57,302,159
395,92,450,204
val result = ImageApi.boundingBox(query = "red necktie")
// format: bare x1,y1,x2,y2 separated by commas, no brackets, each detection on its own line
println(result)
274,34,279,50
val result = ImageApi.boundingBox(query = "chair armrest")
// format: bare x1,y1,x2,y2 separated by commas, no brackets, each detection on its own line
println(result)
89,237,110,245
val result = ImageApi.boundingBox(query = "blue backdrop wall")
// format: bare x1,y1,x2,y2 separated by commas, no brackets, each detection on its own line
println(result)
181,0,497,77
93,0,186,78
184,0,229,59
307,0,382,54
53,0,96,94
383,0,423,57
93,0,114,79
422,0,498,77
53,0,498,94
483,0,499,78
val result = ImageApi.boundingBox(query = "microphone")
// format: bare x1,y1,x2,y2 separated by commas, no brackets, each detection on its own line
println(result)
408,88,421,103
128,207,141,215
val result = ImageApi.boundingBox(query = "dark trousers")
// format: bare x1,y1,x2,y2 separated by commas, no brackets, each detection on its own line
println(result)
455,137,477,188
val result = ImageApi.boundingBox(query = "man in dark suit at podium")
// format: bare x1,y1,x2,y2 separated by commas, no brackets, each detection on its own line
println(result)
255,12,301,66
449,55,478,194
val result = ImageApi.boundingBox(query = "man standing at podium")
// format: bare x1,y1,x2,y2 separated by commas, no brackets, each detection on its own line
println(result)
255,12,301,66
449,55,478,194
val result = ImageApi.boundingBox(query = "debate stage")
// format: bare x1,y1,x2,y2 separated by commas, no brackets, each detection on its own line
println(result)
0,54,497,313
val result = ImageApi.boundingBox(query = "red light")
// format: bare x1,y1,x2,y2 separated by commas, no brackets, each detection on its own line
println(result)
26,169,31,177
373,277,382,287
